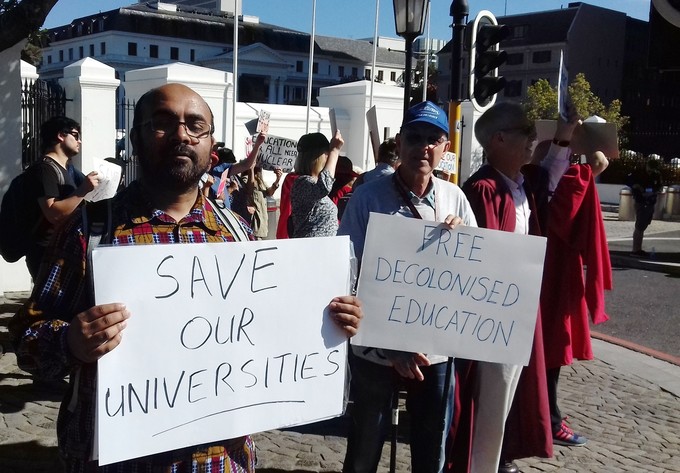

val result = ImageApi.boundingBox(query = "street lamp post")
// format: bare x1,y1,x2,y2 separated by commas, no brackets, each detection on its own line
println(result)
393,0,429,114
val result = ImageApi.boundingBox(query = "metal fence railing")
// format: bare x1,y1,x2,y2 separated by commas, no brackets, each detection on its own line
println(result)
20,79,67,169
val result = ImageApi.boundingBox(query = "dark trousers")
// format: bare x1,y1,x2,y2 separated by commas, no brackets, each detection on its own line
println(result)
342,351,454,473
546,366,562,432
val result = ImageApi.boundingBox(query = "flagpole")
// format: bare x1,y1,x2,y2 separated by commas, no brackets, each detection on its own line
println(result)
306,0,317,134
232,0,240,148
366,0,380,171
422,1,431,102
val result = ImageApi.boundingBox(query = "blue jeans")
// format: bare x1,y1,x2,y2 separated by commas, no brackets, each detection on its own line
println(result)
342,351,455,473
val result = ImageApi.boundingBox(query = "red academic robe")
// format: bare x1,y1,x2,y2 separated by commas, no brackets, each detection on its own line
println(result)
448,165,553,471
540,164,612,369
276,173,298,239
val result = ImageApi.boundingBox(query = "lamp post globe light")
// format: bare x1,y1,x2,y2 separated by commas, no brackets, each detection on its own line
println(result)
393,0,429,114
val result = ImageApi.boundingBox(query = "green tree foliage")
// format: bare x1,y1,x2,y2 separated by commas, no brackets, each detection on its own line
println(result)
524,72,629,145
524,79,557,120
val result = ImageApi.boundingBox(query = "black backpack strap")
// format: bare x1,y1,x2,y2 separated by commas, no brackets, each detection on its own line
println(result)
82,199,113,306
42,157,66,186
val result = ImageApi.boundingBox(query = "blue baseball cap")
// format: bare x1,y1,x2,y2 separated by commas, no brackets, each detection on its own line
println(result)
401,101,449,135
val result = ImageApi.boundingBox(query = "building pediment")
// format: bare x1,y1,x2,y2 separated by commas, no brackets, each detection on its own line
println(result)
225,43,290,67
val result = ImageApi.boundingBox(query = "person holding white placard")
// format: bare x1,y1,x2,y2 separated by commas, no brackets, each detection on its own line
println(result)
339,101,476,473
10,83,363,473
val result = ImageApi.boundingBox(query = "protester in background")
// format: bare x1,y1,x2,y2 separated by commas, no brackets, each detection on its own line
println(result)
531,131,612,450
330,155,359,220
246,166,282,239
9,83,363,473
276,171,298,239
289,131,344,238
352,137,399,191
339,101,477,473
627,158,663,257
207,134,266,202
25,116,100,279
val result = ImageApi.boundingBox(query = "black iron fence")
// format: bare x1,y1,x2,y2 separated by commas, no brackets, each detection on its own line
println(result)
116,98,137,186
20,79,66,169
600,152,680,186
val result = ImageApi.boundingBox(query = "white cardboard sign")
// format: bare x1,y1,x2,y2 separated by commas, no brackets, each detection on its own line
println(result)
84,158,122,202
352,213,546,366
256,134,298,171
93,237,351,465
435,151,457,174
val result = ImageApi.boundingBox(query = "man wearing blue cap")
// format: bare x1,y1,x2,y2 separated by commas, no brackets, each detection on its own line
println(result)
338,101,477,473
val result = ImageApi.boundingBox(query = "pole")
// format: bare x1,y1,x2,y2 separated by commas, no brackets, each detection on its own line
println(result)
306,0,317,134
404,36,414,115
367,0,380,171
422,0,431,103
231,0,240,149
448,0,468,185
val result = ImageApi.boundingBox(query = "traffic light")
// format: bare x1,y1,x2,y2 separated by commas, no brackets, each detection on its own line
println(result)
469,10,510,112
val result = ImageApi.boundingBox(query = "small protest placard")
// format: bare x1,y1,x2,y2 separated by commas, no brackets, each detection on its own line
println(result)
366,106,380,162
353,213,546,366
435,152,457,174
256,109,270,133
558,50,570,122
84,158,122,202
255,134,298,172
535,120,619,159
93,237,351,464
329,108,338,136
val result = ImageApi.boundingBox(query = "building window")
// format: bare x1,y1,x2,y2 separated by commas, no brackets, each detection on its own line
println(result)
68,48,73,60
352,67,358,77
338,65,345,77
378,70,384,81
365,69,371,80
532,50,551,64
170,47,179,60
59,50,64,62
511,25,528,39
150,44,158,58
313,62,318,74
100,42,106,55
506,53,524,65
504,79,523,97
47,55,52,64
391,71,396,81
190,49,195,62
89,44,95,56
79,46,84,59
128,42,137,56
296,60,303,72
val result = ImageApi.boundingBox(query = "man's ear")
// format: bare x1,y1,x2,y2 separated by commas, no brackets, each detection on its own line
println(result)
442,140,451,153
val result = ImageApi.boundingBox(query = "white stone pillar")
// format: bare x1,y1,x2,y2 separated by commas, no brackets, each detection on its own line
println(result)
60,58,120,173
123,63,231,146
318,80,402,172
0,41,32,292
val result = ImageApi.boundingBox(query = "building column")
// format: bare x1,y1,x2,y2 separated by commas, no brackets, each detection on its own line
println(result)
60,58,120,173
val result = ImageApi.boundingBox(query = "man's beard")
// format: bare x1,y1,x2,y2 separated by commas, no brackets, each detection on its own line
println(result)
138,144,207,193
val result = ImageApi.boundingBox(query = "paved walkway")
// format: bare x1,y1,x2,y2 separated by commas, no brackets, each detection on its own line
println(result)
1,212,679,473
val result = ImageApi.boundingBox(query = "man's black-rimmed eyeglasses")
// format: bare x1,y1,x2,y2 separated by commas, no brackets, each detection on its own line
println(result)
141,117,214,140
67,130,81,141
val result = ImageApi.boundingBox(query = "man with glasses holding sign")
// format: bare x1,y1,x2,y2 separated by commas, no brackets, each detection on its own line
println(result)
10,84,363,472
339,101,477,473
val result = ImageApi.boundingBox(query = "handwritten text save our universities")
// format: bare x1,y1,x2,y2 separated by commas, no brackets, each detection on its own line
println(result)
93,237,351,464
102,247,341,420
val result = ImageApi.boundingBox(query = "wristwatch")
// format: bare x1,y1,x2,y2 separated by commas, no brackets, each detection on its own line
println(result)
552,138,570,147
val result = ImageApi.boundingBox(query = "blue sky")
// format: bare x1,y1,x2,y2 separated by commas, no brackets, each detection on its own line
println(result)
44,1,652,41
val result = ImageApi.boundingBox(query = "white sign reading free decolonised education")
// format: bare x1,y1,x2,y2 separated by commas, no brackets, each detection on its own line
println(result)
353,213,546,366
92,237,351,465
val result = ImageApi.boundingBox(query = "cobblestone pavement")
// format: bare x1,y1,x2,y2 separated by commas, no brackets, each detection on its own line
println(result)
2,214,679,472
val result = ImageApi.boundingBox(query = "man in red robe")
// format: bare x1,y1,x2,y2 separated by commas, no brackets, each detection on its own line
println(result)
450,102,553,473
